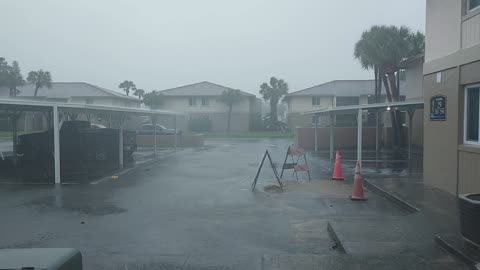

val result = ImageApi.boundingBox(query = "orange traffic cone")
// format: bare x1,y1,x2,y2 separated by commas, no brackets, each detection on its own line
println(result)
332,150,344,180
350,161,367,201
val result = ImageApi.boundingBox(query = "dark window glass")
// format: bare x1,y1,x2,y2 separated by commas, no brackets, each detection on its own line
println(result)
312,96,320,105
466,88,479,141
470,0,480,10
336,97,359,106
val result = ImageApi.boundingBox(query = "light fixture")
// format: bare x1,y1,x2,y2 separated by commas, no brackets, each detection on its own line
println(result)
386,106,391,111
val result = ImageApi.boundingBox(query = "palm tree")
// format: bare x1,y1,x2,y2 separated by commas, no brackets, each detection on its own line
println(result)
7,61,24,97
354,25,425,145
118,80,135,96
27,69,52,97
143,90,164,109
133,88,145,99
218,89,243,132
259,77,289,130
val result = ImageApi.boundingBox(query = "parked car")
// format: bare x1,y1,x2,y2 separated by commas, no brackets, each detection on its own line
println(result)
90,123,107,129
137,124,182,135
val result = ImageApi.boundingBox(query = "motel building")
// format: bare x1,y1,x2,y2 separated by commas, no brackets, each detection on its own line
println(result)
423,0,480,195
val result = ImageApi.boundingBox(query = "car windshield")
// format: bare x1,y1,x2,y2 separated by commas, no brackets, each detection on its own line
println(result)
1,1,476,270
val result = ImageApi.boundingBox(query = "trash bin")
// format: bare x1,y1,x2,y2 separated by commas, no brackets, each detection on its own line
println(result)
459,194,480,247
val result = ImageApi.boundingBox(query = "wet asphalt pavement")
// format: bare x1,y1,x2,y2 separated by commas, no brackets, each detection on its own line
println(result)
0,139,468,269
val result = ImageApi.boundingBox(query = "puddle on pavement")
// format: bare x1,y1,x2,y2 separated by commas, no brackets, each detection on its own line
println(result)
23,196,126,216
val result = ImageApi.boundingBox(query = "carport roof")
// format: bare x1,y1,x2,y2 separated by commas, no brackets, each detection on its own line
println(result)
302,100,424,115
0,98,182,115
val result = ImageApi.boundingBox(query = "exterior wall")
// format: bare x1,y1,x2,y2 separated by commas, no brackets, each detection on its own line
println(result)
69,96,141,108
160,96,250,113
425,0,462,62
287,96,334,113
404,64,424,100
287,96,333,129
424,1,480,194
423,68,460,194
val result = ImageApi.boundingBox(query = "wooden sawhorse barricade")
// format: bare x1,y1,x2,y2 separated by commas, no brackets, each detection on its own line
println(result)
280,146,311,181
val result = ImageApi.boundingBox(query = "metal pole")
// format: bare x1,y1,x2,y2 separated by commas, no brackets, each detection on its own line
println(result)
329,113,334,162
174,115,177,150
119,115,124,169
375,111,380,159
153,117,157,157
357,109,363,167
53,105,61,184
408,109,415,160
314,114,318,152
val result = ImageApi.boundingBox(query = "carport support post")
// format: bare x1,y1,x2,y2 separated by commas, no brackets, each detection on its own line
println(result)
152,116,157,157
329,113,334,162
357,108,362,167
53,105,61,184
407,108,415,160
314,114,318,152
119,115,124,169
174,115,177,150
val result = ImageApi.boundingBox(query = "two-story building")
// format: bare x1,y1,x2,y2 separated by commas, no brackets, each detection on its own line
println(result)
285,80,378,129
423,0,480,194
156,81,261,132
0,82,141,131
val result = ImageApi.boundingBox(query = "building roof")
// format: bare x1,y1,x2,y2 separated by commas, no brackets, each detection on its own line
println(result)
0,82,140,101
286,80,376,98
158,81,255,97
398,53,425,69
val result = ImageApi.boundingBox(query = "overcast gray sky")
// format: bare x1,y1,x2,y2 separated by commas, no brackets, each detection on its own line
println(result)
1,0,425,95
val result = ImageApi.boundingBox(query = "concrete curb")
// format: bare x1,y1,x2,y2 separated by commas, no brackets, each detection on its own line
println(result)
363,179,420,214
327,221,346,254
434,235,480,270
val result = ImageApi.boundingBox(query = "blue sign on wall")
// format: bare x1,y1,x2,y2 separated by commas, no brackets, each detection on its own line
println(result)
430,95,446,121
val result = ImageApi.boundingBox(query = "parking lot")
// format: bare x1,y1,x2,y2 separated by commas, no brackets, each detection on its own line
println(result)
0,139,468,269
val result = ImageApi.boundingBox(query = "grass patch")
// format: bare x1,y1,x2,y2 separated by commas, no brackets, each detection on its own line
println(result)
200,131,293,139
0,131,27,138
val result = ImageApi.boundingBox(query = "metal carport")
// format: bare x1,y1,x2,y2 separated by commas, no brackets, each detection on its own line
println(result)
302,100,424,166
0,98,180,184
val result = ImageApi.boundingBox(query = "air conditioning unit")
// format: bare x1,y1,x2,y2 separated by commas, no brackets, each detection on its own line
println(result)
0,248,82,270
459,194,480,247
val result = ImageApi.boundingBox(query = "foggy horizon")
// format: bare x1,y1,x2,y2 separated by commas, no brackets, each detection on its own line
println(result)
1,0,426,96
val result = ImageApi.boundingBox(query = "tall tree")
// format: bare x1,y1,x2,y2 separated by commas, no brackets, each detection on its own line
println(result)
133,88,145,99
354,25,425,145
143,90,164,109
27,69,52,97
259,77,289,130
118,80,135,96
7,61,24,97
218,89,243,132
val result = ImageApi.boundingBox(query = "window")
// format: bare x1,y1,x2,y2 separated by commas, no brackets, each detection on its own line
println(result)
188,97,197,106
86,98,93,104
336,96,359,106
469,0,480,11
465,86,480,143
312,96,321,106
201,97,209,106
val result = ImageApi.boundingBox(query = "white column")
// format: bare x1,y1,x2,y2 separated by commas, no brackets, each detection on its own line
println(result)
357,108,363,167
119,117,124,169
329,113,334,161
408,109,415,160
53,106,61,184
153,116,157,157
174,115,177,150
314,114,318,152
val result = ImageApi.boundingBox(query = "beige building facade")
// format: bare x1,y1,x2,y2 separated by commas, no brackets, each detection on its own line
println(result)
423,0,480,194
157,81,261,132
